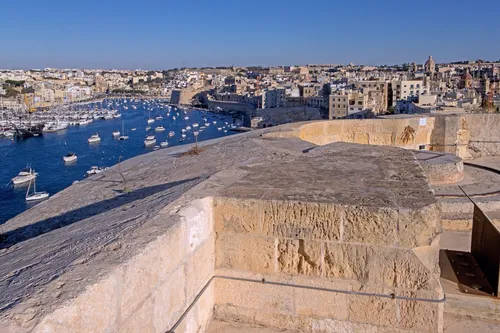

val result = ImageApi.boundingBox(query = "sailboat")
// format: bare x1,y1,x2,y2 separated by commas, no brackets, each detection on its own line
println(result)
147,109,155,124
26,176,49,201
119,120,129,140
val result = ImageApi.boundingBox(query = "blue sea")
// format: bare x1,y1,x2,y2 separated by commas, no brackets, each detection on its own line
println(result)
0,99,238,225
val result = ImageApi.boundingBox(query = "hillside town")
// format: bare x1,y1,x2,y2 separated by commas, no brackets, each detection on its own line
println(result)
1,57,500,128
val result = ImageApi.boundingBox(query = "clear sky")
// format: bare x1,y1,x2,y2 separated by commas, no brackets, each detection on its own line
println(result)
1,0,499,69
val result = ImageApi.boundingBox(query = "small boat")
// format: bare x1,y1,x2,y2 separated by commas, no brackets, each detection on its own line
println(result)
153,145,160,151
160,141,169,148
88,133,101,143
184,116,189,120
26,177,49,202
156,116,163,120
12,167,38,185
186,125,192,130
181,133,186,138
147,118,155,124
86,166,107,175
131,128,136,131
155,126,165,132
146,126,151,131
119,135,129,140
192,123,199,128
181,128,186,133
212,121,217,124
144,135,156,147
113,113,122,118
63,153,77,163
204,122,210,127
172,116,177,120
217,127,222,131
112,131,121,137
168,131,175,137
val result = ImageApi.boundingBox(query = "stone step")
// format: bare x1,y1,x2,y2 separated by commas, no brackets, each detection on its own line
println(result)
438,195,500,214
441,210,500,231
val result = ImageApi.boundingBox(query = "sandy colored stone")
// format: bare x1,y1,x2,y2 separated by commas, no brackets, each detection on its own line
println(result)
118,296,154,333
312,318,377,333
216,233,277,273
262,201,341,241
213,197,262,234
294,288,348,320
215,278,294,315
354,133,369,145
348,294,397,327
277,239,322,276
397,294,442,332
398,203,441,248
369,132,394,146
323,243,367,281
214,304,313,333
342,206,398,246
152,265,186,332
185,236,214,302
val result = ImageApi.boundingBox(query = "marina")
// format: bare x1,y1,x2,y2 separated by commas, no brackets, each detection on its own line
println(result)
0,99,239,224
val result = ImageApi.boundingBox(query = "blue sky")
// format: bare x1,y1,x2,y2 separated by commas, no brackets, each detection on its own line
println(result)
1,0,499,69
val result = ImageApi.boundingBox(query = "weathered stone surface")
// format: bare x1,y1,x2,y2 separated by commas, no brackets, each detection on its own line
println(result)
216,233,276,273
312,318,377,333
348,294,397,327
213,197,262,234
369,132,394,146
152,266,186,333
277,239,322,276
262,201,342,241
397,294,442,332
215,278,294,315
118,296,154,333
185,235,214,302
323,243,367,281
354,133,370,145
398,203,441,248
342,206,398,245
295,288,348,320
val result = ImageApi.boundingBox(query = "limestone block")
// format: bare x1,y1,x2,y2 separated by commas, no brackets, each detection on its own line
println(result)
348,294,397,327
397,291,443,332
120,221,186,321
214,304,313,332
342,206,398,246
312,318,377,333
323,243,367,281
215,233,276,274
180,198,213,253
354,133,369,145
277,239,323,276
176,282,215,333
365,246,439,291
213,197,262,234
369,132,394,146
262,201,342,241
340,132,355,143
214,278,294,315
295,288,349,320
152,266,186,332
398,203,441,248
33,271,121,333
186,236,214,302
118,296,155,333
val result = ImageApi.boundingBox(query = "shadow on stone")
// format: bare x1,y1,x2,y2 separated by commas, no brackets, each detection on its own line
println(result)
0,177,201,249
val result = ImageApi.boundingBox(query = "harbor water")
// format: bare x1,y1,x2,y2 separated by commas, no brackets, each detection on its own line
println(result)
0,100,238,225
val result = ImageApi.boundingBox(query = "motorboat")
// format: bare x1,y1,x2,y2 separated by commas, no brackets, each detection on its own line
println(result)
192,123,199,128
119,135,129,140
156,116,163,120
160,141,169,148
153,145,160,151
146,126,151,131
204,122,210,127
131,128,136,131
63,153,77,163
12,167,38,185
184,116,189,120
217,127,222,131
26,177,49,202
185,125,192,131
168,131,175,137
86,166,107,175
155,126,165,132
112,130,121,137
181,133,186,138
181,129,186,133
88,133,101,143
144,135,156,147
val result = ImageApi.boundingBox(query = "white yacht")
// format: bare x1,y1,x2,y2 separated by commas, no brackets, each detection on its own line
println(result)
12,167,38,185
184,116,189,120
168,131,175,137
112,130,121,137
144,136,156,147
155,126,165,132
63,153,77,163
181,133,186,138
26,177,49,202
88,133,101,143
192,123,199,128
186,125,192,131
160,141,169,148
146,126,152,131
204,122,210,127
118,121,129,140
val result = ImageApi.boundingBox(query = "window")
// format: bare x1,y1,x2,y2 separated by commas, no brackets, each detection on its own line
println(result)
416,90,420,94
417,84,421,88
358,101,362,105
338,98,340,101
350,107,354,111
410,84,414,89
410,91,414,95
404,85,407,87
